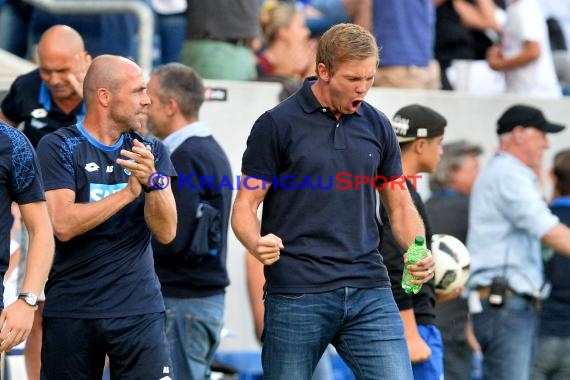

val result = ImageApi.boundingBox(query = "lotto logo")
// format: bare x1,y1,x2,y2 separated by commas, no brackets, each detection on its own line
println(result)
85,162,100,172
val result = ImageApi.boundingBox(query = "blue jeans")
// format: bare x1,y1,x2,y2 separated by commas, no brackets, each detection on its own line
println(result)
471,293,538,380
164,294,225,380
154,12,186,65
262,287,412,380
532,335,570,379
441,337,473,380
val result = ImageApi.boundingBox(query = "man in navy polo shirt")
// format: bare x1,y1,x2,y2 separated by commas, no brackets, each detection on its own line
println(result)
0,121,54,353
36,55,177,379
232,23,435,379
0,24,90,148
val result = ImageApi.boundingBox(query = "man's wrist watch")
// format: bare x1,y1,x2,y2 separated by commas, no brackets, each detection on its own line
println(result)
18,292,39,310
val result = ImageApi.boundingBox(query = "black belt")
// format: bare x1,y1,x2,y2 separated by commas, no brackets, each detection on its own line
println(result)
478,286,539,307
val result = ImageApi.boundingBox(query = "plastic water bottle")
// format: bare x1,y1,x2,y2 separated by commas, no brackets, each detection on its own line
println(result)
402,236,428,294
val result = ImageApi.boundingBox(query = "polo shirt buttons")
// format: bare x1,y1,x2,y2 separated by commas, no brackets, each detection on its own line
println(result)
322,108,327,113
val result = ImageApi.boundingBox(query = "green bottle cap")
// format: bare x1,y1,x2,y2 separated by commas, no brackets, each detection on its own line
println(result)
414,236,425,245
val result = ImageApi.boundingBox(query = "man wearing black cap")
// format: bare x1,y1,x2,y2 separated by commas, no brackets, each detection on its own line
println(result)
466,104,570,380
380,104,454,379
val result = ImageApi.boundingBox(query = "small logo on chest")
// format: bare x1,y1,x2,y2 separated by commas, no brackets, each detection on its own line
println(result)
85,162,100,172
30,108,48,119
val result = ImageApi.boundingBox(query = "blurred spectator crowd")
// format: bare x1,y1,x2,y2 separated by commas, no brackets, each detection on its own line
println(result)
1,0,569,98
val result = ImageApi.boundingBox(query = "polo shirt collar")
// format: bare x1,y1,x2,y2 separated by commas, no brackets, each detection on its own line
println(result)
38,81,53,110
298,77,320,113
38,81,86,120
297,76,364,117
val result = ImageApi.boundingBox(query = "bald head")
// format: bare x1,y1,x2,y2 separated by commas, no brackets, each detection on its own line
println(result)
83,55,142,105
37,25,85,62
82,55,150,133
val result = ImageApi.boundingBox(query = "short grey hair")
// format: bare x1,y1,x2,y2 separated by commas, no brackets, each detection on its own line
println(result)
429,140,483,190
151,63,204,119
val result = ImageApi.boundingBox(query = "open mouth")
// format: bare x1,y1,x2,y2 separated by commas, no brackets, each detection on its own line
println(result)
352,100,362,108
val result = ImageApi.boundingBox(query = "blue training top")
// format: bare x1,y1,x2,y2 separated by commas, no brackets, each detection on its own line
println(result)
0,122,45,308
241,77,402,294
36,123,176,318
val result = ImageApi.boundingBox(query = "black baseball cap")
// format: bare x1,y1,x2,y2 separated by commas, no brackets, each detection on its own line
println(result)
392,104,447,143
497,104,565,135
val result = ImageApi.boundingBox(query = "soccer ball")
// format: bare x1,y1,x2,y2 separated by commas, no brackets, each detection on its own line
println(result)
432,234,470,294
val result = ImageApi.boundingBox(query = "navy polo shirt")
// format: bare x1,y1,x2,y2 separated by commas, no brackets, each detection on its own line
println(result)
1,69,85,148
242,77,402,294
0,122,45,308
36,123,175,318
